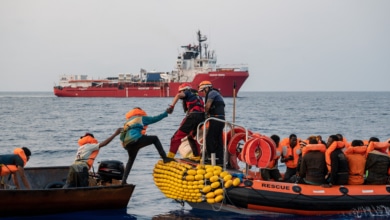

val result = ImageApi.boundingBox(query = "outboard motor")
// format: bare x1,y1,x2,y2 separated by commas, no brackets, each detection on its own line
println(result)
97,160,124,183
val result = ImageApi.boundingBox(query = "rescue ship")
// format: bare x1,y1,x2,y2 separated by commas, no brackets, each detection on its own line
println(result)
153,118,390,217
53,31,249,98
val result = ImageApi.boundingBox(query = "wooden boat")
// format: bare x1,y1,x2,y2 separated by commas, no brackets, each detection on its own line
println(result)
153,118,390,217
0,160,135,217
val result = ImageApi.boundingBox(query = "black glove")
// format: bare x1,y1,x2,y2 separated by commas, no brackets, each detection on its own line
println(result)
166,105,174,114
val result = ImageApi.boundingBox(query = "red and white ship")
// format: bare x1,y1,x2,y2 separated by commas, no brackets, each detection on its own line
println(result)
53,31,249,97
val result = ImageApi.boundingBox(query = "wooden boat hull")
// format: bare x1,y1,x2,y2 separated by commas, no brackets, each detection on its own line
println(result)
0,166,135,217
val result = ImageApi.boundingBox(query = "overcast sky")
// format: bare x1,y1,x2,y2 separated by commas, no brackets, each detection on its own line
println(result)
1,0,389,92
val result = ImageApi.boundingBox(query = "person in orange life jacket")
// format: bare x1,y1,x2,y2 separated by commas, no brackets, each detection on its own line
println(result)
345,140,367,185
120,107,175,185
299,137,327,185
365,138,390,185
0,147,31,189
166,83,205,159
198,81,225,165
325,135,349,185
260,135,283,181
280,134,301,182
63,128,122,188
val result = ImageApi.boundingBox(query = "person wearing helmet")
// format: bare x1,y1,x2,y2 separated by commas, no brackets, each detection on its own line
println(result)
120,107,175,185
198,81,225,165
166,83,205,159
0,147,32,189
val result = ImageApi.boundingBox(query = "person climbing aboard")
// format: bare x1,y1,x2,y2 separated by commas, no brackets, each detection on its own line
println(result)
120,107,175,185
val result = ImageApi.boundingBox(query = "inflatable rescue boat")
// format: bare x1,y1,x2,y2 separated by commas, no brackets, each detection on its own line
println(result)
153,118,390,216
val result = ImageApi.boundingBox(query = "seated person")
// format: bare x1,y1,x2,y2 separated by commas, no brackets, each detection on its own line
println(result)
260,134,283,181
64,128,122,188
365,139,390,185
280,134,301,182
299,137,327,185
325,135,349,185
344,140,367,185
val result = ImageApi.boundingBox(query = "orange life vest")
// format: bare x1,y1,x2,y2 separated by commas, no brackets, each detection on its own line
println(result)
366,141,389,155
78,136,99,169
265,142,282,169
280,137,301,169
344,146,367,185
125,108,148,135
0,148,28,176
302,144,326,157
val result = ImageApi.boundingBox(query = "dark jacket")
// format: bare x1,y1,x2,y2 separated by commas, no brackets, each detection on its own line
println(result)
365,150,390,185
299,151,327,185
329,149,349,185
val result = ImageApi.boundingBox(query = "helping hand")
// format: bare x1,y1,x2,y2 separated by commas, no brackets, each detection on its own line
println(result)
166,105,174,114
115,128,123,135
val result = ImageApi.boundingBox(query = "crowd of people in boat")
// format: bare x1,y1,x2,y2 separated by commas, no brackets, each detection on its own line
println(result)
259,133,390,186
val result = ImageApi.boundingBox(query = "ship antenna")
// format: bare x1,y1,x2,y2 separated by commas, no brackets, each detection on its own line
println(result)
204,43,208,59
197,30,207,59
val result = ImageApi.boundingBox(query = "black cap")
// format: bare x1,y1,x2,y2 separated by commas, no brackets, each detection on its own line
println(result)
22,147,31,157
80,133,94,139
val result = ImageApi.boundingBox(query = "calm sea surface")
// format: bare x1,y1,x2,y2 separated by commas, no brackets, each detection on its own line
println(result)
1,91,390,220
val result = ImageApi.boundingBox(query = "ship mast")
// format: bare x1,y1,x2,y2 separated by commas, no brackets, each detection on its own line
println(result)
197,30,207,59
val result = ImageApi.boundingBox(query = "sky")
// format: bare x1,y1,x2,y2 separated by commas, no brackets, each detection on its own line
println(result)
1,0,389,92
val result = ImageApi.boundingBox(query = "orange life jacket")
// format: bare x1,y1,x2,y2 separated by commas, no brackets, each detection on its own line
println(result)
366,141,389,156
344,146,367,185
125,108,148,135
78,136,99,169
280,137,301,169
302,144,326,157
0,148,28,176
325,141,345,172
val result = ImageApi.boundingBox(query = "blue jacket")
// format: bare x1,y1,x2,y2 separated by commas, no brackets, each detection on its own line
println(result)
120,111,168,146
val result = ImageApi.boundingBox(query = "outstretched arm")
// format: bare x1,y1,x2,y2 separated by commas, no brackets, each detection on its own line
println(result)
168,91,185,113
170,92,185,107
99,128,122,148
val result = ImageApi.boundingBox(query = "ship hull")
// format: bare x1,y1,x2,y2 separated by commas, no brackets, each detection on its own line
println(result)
53,71,249,97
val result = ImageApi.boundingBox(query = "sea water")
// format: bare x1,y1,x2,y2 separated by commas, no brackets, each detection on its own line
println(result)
1,91,389,220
